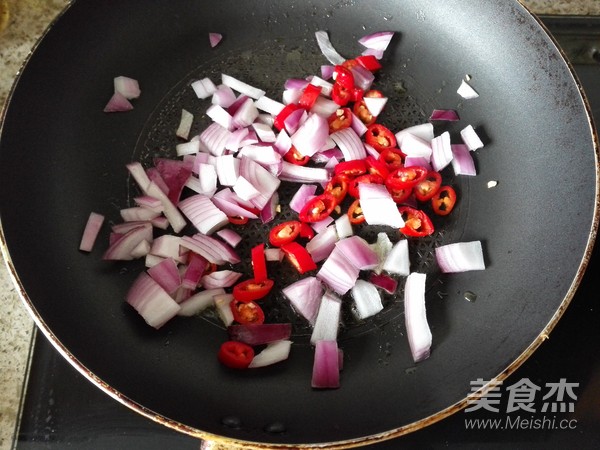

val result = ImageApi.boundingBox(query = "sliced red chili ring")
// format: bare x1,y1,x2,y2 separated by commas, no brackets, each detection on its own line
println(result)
298,83,322,110
431,185,457,216
327,107,352,133
230,299,265,325
379,148,405,169
333,65,355,90
232,278,274,302
283,145,310,166
334,159,367,177
348,173,385,198
251,243,268,283
269,220,302,247
299,222,315,240
353,89,383,126
298,193,337,223
398,206,435,237
331,82,353,106
324,174,349,205
348,199,365,224
386,165,428,189
281,242,317,274
389,186,413,204
218,340,255,369
365,155,390,179
355,55,382,72
273,103,302,131
414,170,442,202
365,123,397,152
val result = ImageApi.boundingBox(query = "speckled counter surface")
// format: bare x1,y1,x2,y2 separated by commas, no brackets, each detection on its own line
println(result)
0,1,598,449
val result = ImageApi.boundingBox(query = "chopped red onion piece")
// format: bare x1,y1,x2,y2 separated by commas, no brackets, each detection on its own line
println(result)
282,88,303,105
311,216,334,234
134,195,162,210
120,206,161,222
350,112,368,137
279,162,330,184
130,240,151,259
291,113,329,157
232,175,260,202
284,108,307,135
191,77,217,99
330,128,367,161
193,163,218,196
79,212,105,252
351,280,383,320
216,228,242,248
112,220,150,234
232,97,260,129
238,144,281,168
404,156,432,170
250,123,276,143
151,216,169,230
104,90,134,113
395,123,434,145
176,140,201,157
126,273,181,329
282,277,324,325
285,78,310,90
363,95,388,117
200,122,231,156
429,109,460,121
358,31,394,51
254,95,284,116
274,129,292,155
264,248,283,262
145,254,165,268
451,144,477,176
146,181,187,233
153,157,193,204
317,246,360,295
399,133,432,159
260,192,279,224
214,293,234,327
239,156,281,210
457,79,479,99
372,232,393,275
208,32,223,48
361,47,384,59
321,65,334,80
358,183,405,228
201,270,243,289
349,65,375,92
113,76,141,99
147,257,181,295
211,190,258,219
310,291,342,344
335,236,379,270
290,184,318,213
149,234,185,263
178,194,229,235
309,76,334,97
211,84,237,108
404,272,432,363
306,225,338,263
382,238,410,276
249,340,292,368
176,109,194,139
315,30,346,65
215,154,240,187
228,324,292,346
224,127,249,153
431,131,453,172
312,340,340,389
461,124,484,151
146,168,170,195
103,224,152,260
363,143,380,159
311,97,340,118
435,241,485,273
177,288,225,317
181,234,241,265
368,273,398,294
206,104,233,130
221,73,266,99
334,214,353,239
181,253,208,290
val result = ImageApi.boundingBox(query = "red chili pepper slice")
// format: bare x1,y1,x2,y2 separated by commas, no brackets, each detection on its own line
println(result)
414,171,442,202
365,123,397,152
379,148,405,169
389,186,413,204
299,222,315,240
327,107,352,133
251,243,268,283
331,82,353,106
218,340,255,369
283,145,310,166
398,206,435,237
347,199,365,224
365,155,390,179
334,159,367,177
431,185,457,216
348,173,385,198
281,242,317,274
333,65,355,90
386,165,428,190
353,90,383,126
230,299,265,325
298,83,322,110
355,55,382,72
324,174,349,205
228,215,249,225
232,278,274,302
298,193,337,223
269,221,302,247
341,59,359,70
273,103,302,131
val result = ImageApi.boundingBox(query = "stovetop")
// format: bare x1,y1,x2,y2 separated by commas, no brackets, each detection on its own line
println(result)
12,16,600,450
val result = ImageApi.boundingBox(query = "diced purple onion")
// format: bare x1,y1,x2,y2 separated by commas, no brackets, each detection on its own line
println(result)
306,225,338,263
180,234,240,265
315,30,346,65
358,183,405,228
350,112,368,137
214,293,234,326
177,288,225,317
212,84,237,108
284,78,309,90
201,270,243,289
461,125,484,151
239,156,281,210
120,206,161,222
113,76,141,99
361,48,384,60
358,31,394,51
404,156,432,170
398,133,432,159
457,79,479,99
368,273,398,294
79,212,105,252
451,144,477,176
321,65,334,80
349,65,375,91
351,280,383,320
264,248,283,262
372,232,393,275
279,162,330,184
330,128,367,161
334,214,353,239
290,184,318,213
335,236,379,270
395,123,434,145
309,76,334,97
221,73,266,99
363,95,388,117
200,122,231,156
208,32,223,48
147,257,181,295
404,272,432,363
232,97,260,129
103,91,133,112
435,241,485,273
178,194,229,235
282,277,324,325
291,113,329,158
260,192,279,224
317,246,360,295
382,238,410,276
103,224,153,260
310,292,342,344
312,340,340,389
206,104,233,130
216,228,242,248
431,131,453,172
228,323,292,346
126,273,181,329
180,254,208,290
149,234,185,263
176,109,194,139
249,340,292,368
191,77,217,99
429,109,460,121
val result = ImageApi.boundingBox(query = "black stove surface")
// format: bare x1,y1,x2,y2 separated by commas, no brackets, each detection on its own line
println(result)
13,16,600,450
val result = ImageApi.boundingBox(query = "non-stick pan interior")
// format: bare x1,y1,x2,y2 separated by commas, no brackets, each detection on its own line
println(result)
0,0,597,446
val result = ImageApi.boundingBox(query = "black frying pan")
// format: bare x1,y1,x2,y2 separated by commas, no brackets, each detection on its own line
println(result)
1,0,598,448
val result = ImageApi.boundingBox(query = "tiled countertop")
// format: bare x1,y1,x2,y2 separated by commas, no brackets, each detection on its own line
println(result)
1,1,599,449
